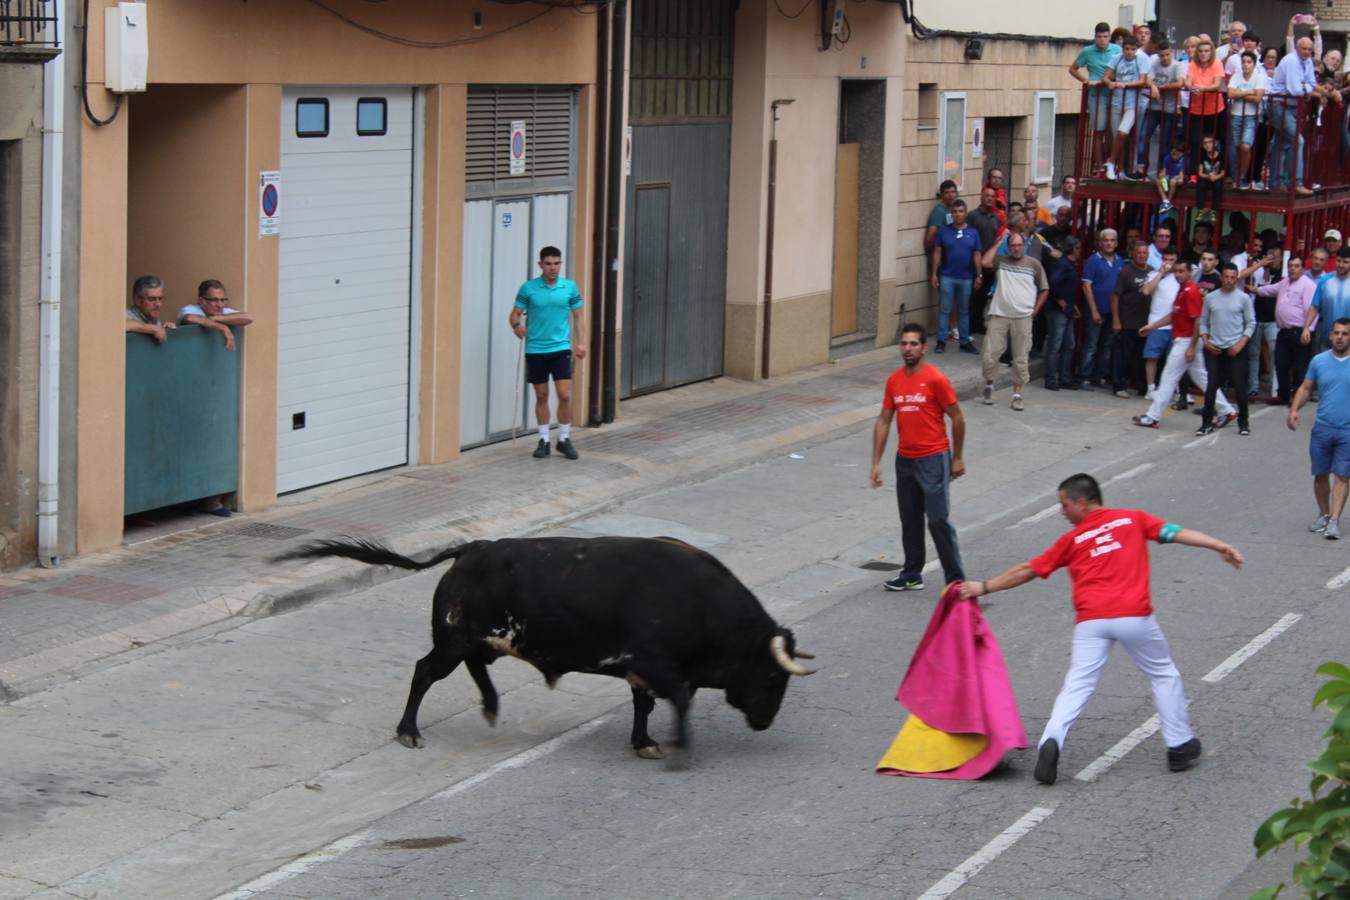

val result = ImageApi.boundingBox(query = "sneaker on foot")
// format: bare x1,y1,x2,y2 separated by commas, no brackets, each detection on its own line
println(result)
1194,424,1215,437
1214,412,1236,429
948,327,960,341
1238,426,1251,436
982,384,994,405
883,575,925,592
934,341,946,354
1011,394,1024,411
1045,381,1061,391
1062,381,1080,391
1035,738,1060,785
1172,396,1189,411
532,439,551,458
1159,200,1173,212
1105,161,1117,181
1133,414,1160,428
958,342,979,354
1327,520,1342,540
1114,389,1131,399
1167,737,1202,772
1311,514,1331,533
557,438,579,460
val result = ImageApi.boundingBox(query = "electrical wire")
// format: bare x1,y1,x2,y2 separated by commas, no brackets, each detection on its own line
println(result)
774,0,815,19
82,0,123,126
303,0,560,48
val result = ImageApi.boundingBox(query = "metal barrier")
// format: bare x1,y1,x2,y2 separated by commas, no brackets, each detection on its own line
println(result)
123,324,241,516
1076,85,1348,195
0,0,58,46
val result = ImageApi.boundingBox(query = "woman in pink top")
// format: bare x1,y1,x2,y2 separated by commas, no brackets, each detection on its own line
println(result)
1185,39,1228,173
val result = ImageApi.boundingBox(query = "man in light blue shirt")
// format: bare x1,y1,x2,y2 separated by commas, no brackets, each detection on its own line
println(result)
510,246,586,459
1289,316,1350,538
1069,23,1123,175
1268,39,1325,192
1309,248,1350,347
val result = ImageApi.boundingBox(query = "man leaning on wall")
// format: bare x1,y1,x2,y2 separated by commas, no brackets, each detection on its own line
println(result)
124,275,176,344
178,279,253,351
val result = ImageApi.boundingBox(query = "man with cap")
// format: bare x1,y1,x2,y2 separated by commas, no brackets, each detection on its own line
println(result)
1324,230,1344,273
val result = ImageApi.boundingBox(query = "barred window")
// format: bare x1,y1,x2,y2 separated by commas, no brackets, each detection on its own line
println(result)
629,0,734,122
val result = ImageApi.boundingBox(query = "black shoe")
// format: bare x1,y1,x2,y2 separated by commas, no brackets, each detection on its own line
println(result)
533,439,550,458
1172,397,1190,411
883,575,924,592
1045,381,1061,391
1035,738,1059,785
1167,737,1202,772
1062,381,1080,391
934,341,946,354
557,438,579,460
958,342,978,354
1194,424,1215,437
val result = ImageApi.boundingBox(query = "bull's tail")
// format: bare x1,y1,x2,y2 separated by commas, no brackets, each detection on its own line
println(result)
273,538,477,570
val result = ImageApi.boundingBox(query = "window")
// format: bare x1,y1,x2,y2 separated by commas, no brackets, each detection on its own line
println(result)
629,0,734,121
938,92,966,189
357,98,387,136
295,98,329,138
1031,93,1056,184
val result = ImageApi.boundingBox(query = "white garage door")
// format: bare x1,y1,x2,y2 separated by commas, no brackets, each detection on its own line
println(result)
278,87,414,493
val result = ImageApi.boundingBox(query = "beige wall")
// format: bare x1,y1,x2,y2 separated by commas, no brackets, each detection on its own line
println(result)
894,36,1083,335
724,0,906,378
76,1,599,553
912,0,1121,39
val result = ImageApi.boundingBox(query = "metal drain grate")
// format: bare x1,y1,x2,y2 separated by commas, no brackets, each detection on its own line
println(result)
228,522,315,541
858,560,902,571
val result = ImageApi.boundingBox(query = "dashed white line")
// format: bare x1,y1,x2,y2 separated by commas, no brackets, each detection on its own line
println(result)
1326,566,1350,590
1073,715,1161,783
1104,462,1154,485
1008,464,1153,530
211,716,612,899
1201,613,1303,683
914,804,1059,900
1183,433,1220,449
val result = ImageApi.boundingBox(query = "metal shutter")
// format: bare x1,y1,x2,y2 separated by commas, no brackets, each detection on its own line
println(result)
466,87,575,196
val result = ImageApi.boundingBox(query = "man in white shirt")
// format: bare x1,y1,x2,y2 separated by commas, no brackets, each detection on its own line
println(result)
1045,176,1076,216
1141,249,1180,397
1226,49,1268,186
1224,29,1260,76
1217,21,1246,63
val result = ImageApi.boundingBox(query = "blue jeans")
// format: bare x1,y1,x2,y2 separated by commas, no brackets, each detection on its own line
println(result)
937,276,973,345
1272,105,1305,189
1137,109,1178,172
1044,304,1076,385
1080,316,1114,384
1228,113,1257,179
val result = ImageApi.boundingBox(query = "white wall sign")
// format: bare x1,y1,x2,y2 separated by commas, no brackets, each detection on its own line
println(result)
970,118,985,161
1218,1,1234,36
624,125,632,176
509,120,527,175
258,170,281,236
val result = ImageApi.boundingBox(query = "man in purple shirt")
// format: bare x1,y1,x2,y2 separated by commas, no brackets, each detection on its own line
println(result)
1256,254,1319,403
1268,38,1328,192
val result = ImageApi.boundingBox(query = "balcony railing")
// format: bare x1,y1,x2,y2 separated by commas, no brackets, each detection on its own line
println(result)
1,0,58,48
1073,84,1349,197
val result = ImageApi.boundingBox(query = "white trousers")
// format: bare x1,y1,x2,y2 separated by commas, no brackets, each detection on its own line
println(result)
1039,614,1195,750
1145,337,1234,422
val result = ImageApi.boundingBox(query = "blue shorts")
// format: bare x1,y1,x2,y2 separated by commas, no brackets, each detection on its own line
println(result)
1310,423,1350,477
525,350,573,385
1143,328,1173,360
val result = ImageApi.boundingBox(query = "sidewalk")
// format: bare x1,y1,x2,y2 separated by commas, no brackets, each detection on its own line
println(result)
0,341,1032,696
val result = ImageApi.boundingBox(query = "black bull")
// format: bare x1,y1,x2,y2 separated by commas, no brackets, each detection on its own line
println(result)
279,536,816,757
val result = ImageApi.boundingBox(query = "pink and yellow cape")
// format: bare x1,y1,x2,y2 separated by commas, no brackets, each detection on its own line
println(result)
876,582,1027,779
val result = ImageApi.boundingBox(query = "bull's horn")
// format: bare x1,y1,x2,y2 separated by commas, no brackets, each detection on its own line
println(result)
793,650,816,660
769,635,816,676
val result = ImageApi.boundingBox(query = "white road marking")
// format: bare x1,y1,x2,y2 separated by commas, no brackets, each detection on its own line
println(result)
1183,433,1220,449
211,716,612,899
1073,715,1160,783
1326,566,1350,590
914,804,1058,900
1008,464,1153,531
1201,613,1303,682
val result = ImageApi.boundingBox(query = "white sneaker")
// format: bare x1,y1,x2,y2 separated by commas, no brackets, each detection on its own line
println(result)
948,328,960,341
982,384,994,405
1105,161,1117,181
1145,385,1157,401
1311,514,1331,533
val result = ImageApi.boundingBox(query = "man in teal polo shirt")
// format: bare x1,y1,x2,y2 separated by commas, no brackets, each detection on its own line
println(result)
1069,22,1123,177
510,245,586,459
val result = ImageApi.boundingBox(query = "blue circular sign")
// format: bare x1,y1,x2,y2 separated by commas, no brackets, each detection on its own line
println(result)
511,132,525,159
261,184,279,216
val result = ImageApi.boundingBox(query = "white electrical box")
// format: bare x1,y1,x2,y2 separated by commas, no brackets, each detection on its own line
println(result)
105,2,149,93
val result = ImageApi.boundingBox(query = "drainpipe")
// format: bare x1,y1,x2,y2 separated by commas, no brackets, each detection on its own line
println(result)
37,0,66,567
600,0,626,423
761,98,793,380
587,2,610,427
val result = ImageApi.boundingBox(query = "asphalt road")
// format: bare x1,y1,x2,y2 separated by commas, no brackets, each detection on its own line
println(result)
5,385,1344,899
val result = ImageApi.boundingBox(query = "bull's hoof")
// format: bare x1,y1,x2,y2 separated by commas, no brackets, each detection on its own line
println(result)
397,732,424,749
635,745,665,760
481,708,498,727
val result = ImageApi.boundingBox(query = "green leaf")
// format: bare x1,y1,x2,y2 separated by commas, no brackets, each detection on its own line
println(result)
1311,806,1350,832
1313,680,1350,708
1247,886,1282,900
1315,661,1350,681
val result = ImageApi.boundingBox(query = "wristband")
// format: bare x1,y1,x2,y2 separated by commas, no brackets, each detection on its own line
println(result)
1159,522,1181,544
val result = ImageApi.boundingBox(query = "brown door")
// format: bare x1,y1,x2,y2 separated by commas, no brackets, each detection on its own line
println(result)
831,142,860,337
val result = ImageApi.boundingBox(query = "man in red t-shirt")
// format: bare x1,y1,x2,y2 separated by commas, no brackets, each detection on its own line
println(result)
869,323,967,592
1132,259,1236,428
958,473,1243,784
